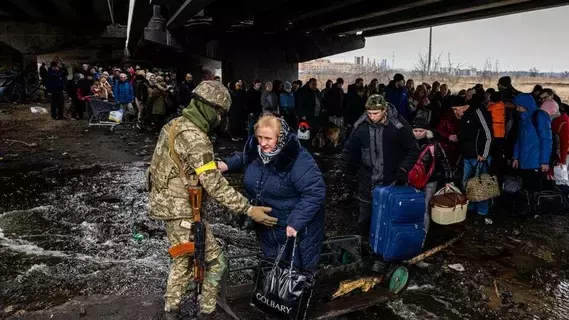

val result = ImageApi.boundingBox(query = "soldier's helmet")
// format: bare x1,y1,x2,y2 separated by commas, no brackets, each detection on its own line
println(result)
192,80,232,112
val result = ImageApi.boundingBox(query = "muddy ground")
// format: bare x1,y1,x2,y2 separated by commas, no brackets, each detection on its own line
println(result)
1,103,569,320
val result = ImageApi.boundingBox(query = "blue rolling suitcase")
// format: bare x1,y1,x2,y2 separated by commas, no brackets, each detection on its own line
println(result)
369,186,426,261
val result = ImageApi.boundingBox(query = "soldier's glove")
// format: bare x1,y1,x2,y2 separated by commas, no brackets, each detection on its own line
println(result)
247,206,278,227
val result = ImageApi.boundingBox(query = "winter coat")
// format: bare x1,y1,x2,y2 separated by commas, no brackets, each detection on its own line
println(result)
178,80,195,107
261,91,279,113
337,104,419,201
135,78,150,103
385,85,410,121
229,89,247,121
67,80,80,101
487,101,506,138
295,85,321,118
246,89,263,116
324,86,344,117
149,82,168,115
224,134,325,271
113,80,134,104
44,68,65,94
513,94,552,168
457,105,493,159
279,92,294,113
416,133,453,184
435,109,460,166
344,87,367,125
552,114,569,165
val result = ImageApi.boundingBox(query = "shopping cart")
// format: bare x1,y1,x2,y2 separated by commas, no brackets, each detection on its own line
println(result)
86,96,120,131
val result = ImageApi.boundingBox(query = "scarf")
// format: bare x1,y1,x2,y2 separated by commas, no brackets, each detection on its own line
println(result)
182,99,220,133
258,118,291,164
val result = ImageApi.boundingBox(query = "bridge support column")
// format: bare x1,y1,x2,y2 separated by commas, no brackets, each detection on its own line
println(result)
219,36,298,86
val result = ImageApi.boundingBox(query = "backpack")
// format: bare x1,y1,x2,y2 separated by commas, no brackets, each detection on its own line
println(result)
408,144,436,189
532,110,561,166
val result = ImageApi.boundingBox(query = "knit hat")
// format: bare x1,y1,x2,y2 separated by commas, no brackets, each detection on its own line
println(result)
393,73,404,83
498,76,512,88
412,117,429,129
365,94,388,110
449,95,467,108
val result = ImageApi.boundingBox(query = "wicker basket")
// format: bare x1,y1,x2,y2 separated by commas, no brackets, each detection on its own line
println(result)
431,185,468,225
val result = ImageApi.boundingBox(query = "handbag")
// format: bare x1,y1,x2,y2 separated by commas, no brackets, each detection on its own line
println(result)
465,162,500,202
250,238,316,320
431,185,469,225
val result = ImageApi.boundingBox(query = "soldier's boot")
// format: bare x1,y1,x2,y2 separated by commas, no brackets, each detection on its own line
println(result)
197,311,215,320
162,306,180,320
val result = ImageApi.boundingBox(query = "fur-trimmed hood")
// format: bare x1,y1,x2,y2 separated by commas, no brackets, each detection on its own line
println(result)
243,134,302,172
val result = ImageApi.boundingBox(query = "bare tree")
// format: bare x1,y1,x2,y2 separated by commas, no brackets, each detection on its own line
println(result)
529,67,539,77
414,50,430,81
431,53,443,74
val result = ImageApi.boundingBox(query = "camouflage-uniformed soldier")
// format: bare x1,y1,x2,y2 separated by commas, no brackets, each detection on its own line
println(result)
147,81,278,320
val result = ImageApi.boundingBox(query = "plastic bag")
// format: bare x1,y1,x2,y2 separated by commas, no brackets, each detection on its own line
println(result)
553,164,569,186
109,109,123,123
30,106,49,114
251,238,315,320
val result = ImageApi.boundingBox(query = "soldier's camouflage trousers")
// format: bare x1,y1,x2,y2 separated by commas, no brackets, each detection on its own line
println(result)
164,219,227,314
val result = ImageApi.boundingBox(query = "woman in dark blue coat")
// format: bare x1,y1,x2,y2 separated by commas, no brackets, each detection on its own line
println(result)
218,114,326,271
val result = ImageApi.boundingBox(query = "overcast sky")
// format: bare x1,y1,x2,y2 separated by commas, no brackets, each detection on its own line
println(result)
327,5,569,72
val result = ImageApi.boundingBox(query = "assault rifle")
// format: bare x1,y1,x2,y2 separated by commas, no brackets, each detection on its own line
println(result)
189,186,205,295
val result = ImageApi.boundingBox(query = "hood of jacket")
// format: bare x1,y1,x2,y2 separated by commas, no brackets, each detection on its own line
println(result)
514,93,538,120
244,133,301,172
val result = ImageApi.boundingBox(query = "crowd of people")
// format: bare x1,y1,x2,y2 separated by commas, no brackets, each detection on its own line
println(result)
41,60,180,130
137,65,569,319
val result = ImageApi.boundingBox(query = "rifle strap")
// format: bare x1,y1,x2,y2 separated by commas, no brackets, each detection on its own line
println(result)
168,242,195,258
168,118,199,187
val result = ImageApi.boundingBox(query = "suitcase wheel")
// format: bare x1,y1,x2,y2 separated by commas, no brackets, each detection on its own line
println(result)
387,266,409,294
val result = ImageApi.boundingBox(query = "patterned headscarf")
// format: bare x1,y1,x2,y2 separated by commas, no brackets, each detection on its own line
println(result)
258,116,292,164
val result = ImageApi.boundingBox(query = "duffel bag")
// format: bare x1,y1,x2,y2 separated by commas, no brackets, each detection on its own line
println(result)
431,185,468,225
532,189,568,215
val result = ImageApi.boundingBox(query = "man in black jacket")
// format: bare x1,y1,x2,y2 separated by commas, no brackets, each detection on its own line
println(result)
324,78,345,119
177,73,195,111
295,78,322,135
337,94,419,240
451,96,494,222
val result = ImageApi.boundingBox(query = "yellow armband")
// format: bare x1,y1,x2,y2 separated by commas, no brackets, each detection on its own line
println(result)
195,161,217,175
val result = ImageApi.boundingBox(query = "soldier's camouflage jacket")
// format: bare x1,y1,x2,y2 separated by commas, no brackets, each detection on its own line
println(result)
147,116,251,220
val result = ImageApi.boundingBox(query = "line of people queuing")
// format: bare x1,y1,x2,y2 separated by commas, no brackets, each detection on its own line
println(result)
220,71,568,239
338,73,568,242
43,60,180,130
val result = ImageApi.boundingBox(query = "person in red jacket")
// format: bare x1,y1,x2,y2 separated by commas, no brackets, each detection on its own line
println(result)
435,107,460,167
552,104,569,167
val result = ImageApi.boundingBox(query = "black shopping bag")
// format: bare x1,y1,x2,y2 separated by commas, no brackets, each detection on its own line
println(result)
250,238,316,320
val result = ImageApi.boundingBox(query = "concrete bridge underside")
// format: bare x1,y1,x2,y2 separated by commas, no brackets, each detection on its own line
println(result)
0,0,568,82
